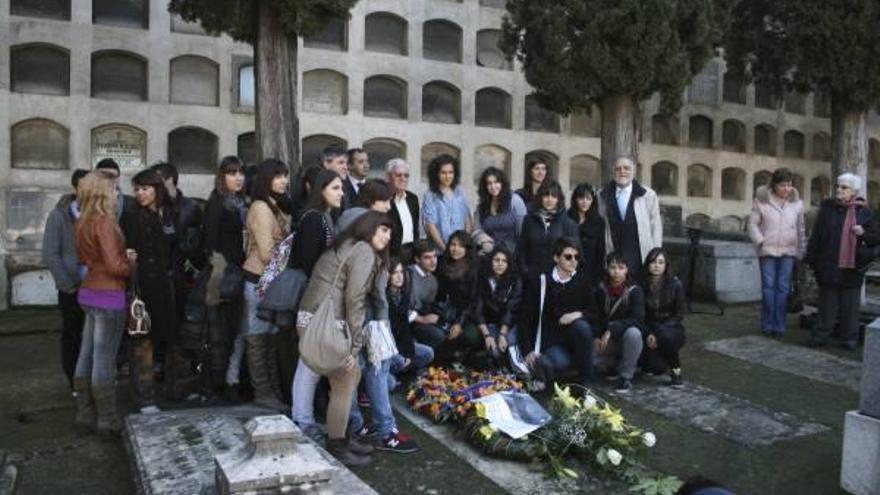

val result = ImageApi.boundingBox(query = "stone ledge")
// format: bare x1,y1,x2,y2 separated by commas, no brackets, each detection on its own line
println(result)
841,410,880,495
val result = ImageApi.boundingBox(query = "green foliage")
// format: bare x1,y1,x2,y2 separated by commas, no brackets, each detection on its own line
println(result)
500,0,735,115
724,0,880,112
629,476,684,495
167,0,358,44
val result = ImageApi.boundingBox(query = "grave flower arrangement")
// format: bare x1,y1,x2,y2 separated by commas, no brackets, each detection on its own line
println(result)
406,366,546,461
535,383,681,495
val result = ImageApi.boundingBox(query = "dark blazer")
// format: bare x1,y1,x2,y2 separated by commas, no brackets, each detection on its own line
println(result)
568,209,607,286
390,190,420,256
342,177,360,210
517,208,580,279
203,190,246,266
805,198,880,288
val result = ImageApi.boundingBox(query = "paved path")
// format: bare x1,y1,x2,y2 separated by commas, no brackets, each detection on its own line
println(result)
705,335,861,392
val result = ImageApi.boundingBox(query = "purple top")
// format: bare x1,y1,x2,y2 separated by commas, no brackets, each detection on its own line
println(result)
78,287,126,312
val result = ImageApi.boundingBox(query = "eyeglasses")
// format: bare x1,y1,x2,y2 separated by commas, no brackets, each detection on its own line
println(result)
392,173,410,178
561,253,580,261
836,184,851,190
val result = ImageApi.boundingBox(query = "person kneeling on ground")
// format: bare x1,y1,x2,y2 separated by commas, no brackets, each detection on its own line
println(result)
639,248,686,387
387,258,434,388
518,237,596,387
595,252,645,394
474,246,522,367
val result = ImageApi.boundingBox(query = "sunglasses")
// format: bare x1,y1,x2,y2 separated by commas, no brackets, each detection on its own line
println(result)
561,253,580,261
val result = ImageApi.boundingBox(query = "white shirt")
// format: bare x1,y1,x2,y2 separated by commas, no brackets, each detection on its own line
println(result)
615,183,633,219
395,194,415,244
350,177,365,195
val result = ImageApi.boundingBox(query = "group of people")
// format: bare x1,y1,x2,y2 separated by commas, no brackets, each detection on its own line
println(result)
42,142,874,468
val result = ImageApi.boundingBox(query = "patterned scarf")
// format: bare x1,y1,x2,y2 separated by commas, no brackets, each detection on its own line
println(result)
838,197,866,269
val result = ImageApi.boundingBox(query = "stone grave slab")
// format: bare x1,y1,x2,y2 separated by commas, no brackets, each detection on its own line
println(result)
125,405,376,495
705,336,861,392
861,320,880,418
602,381,828,447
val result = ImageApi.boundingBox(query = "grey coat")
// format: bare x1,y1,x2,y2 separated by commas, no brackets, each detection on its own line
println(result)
298,240,380,356
42,194,81,293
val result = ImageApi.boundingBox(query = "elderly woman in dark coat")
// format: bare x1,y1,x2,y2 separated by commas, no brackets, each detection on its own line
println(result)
805,173,880,350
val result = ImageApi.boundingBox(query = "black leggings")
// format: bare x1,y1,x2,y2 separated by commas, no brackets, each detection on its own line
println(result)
640,322,685,373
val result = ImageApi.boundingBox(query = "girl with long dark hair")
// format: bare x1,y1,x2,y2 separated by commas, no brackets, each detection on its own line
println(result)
288,169,343,277
241,159,291,411
297,211,394,466
474,167,527,254
474,246,522,363
568,182,606,286
639,248,686,387
204,156,248,393
120,169,177,413
432,230,481,354
515,159,550,207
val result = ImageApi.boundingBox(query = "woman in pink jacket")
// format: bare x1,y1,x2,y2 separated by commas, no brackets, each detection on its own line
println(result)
748,168,805,337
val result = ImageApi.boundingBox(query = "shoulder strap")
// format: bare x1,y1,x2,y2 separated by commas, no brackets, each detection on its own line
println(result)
606,286,631,320
326,242,366,301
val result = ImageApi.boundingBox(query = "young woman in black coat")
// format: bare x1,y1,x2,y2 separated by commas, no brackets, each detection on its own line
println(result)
435,230,480,356
287,169,343,277
568,182,606,286
474,246,522,363
517,180,581,280
203,156,248,392
121,169,180,412
639,248,686,386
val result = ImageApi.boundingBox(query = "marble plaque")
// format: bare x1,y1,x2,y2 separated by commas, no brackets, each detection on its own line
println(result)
91,124,146,170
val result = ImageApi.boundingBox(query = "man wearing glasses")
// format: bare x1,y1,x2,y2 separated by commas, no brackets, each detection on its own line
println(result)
517,237,597,388
598,156,662,276
386,158,420,260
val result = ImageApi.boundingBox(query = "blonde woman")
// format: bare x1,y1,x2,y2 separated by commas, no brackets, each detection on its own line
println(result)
73,170,135,434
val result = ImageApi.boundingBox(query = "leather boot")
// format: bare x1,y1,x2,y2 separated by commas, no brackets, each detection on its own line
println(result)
92,384,123,435
348,434,375,455
326,438,371,468
265,336,285,404
73,377,96,432
245,335,287,412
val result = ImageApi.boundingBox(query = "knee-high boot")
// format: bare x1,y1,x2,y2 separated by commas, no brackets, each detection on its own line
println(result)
245,334,286,412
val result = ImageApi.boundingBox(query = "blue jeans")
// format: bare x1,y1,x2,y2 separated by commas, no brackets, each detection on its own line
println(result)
348,356,397,438
759,256,795,334
241,281,278,336
540,319,595,383
75,307,125,387
387,343,435,391
486,324,518,360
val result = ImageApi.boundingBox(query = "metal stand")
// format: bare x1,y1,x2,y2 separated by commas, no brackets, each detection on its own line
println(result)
684,227,725,316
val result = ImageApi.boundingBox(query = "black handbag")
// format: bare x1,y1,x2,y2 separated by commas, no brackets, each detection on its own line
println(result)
219,263,245,300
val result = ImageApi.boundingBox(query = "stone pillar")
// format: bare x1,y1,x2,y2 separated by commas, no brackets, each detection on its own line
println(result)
840,319,880,495
215,415,337,495
0,239,7,312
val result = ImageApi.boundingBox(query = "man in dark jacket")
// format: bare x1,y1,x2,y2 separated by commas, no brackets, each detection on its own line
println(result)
43,169,89,390
518,237,596,386
386,158,420,260
345,148,370,201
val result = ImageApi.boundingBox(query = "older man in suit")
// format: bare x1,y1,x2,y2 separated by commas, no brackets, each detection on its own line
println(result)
597,156,662,276
386,158,420,261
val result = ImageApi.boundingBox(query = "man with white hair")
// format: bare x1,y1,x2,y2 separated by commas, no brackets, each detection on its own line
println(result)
805,172,880,349
598,156,663,275
386,158,420,260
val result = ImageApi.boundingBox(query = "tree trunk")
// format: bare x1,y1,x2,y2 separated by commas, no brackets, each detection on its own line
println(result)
600,94,641,183
255,0,300,173
830,102,868,191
